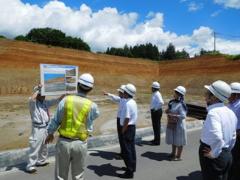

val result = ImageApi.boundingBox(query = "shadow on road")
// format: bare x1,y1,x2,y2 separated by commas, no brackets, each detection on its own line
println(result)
89,150,121,160
87,163,123,177
176,171,202,180
4,162,27,173
141,151,170,161
138,140,153,146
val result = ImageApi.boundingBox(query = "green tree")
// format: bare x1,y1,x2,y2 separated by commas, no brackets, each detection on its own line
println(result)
162,43,176,60
0,35,6,39
22,27,90,51
15,35,28,41
175,49,190,59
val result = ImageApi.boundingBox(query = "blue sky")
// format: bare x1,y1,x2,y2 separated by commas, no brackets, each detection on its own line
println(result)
1,0,240,55
21,0,240,36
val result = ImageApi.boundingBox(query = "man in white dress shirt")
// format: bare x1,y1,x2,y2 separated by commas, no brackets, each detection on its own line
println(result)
118,83,138,179
228,82,240,180
149,81,164,145
104,85,126,159
199,80,237,180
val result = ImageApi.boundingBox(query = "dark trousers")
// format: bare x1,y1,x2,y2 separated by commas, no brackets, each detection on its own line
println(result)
151,109,163,144
228,136,240,180
122,125,136,173
117,118,123,155
199,142,232,180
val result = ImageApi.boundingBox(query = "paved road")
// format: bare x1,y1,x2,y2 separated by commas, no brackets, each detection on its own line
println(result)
0,129,202,180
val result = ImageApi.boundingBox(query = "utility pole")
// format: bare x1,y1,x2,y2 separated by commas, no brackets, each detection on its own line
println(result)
213,31,216,52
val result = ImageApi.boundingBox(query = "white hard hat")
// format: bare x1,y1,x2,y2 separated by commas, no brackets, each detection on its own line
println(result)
204,80,231,102
174,86,186,96
78,73,94,88
117,85,125,93
230,82,240,94
124,83,136,97
152,81,160,89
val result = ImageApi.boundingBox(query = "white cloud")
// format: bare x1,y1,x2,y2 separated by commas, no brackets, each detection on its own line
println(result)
214,0,240,9
211,10,222,17
0,0,239,56
188,2,203,12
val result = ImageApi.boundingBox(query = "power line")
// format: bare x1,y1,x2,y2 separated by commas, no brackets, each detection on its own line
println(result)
212,31,240,52
215,31,240,40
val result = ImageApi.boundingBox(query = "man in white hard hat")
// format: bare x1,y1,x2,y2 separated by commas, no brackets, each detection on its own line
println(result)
104,85,126,159
26,84,64,173
45,73,99,180
149,81,164,145
228,82,240,180
199,80,237,180
118,83,138,179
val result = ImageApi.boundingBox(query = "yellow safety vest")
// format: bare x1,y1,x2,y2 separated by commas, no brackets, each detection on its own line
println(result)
58,95,92,141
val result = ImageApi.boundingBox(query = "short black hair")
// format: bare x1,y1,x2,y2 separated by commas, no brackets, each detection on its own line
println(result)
77,83,92,93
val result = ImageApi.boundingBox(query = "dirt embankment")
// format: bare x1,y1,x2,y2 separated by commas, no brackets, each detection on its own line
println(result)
0,39,240,151
0,39,239,96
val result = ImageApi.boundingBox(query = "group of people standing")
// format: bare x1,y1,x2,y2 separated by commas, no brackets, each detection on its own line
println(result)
25,72,240,180
104,82,188,178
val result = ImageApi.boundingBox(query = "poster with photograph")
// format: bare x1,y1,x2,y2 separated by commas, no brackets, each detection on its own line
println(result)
40,64,79,96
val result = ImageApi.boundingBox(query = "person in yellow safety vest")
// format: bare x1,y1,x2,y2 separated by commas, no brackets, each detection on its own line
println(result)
45,73,100,180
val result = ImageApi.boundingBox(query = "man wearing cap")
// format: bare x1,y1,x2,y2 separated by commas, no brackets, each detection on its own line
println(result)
199,80,237,180
45,73,99,180
118,83,138,179
149,81,164,145
26,84,64,173
228,82,240,180
104,85,126,159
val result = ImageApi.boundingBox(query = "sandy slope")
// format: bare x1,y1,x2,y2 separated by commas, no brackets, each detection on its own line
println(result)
0,39,239,151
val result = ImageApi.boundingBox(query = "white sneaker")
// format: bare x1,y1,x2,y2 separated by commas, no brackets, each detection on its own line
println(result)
26,166,37,174
36,161,49,167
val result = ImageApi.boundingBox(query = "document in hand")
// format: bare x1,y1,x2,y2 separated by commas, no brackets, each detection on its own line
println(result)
40,64,79,96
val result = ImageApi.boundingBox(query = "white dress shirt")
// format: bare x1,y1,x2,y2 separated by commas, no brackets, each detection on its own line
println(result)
201,103,237,158
120,98,138,126
229,99,240,130
150,91,164,111
107,93,126,118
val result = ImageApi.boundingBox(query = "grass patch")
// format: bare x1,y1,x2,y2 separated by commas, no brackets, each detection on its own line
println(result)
225,54,240,61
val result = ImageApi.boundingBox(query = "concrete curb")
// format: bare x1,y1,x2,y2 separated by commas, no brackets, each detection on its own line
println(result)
0,120,203,172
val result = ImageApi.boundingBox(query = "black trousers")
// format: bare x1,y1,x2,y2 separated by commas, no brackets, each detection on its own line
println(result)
228,135,240,180
122,125,136,173
117,118,123,155
199,142,232,180
151,109,163,144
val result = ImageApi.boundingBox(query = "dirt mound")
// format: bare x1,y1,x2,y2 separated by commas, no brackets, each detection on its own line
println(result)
1,39,239,96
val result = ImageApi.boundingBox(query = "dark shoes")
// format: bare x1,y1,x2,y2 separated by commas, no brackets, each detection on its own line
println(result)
35,162,49,167
149,140,160,146
121,167,128,171
118,171,134,179
115,153,123,160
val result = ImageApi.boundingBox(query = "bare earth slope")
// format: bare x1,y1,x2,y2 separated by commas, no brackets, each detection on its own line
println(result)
0,39,240,151
0,39,239,96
